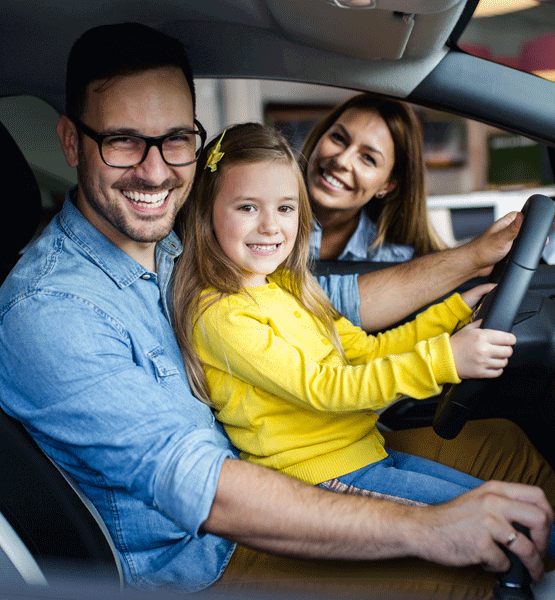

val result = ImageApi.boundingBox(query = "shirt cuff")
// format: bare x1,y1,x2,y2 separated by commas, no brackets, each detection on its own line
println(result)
428,332,462,385
317,274,361,328
153,431,235,536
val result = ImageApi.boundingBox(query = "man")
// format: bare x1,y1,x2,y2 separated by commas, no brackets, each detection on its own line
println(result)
0,23,552,598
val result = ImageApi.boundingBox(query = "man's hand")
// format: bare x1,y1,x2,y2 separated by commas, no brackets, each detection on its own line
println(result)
204,459,553,584
465,211,523,278
415,481,553,581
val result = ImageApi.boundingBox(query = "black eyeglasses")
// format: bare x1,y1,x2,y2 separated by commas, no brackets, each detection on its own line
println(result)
72,118,207,168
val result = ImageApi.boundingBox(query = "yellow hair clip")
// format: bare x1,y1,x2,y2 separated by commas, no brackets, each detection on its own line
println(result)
204,130,226,172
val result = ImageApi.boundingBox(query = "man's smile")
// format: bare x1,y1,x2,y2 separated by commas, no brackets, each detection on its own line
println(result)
122,189,169,209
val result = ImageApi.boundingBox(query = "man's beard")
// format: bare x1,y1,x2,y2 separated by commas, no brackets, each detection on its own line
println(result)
77,147,187,244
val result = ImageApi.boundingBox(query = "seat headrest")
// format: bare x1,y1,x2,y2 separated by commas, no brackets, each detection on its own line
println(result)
0,121,42,281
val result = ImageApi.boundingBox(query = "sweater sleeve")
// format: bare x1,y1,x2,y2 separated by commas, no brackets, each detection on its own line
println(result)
194,293,466,414
338,293,472,366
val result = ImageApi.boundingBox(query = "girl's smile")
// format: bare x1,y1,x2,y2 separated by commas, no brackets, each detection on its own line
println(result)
247,243,283,254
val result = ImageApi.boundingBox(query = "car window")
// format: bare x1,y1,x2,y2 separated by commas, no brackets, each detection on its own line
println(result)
459,1,555,83
4,80,554,252
207,79,554,248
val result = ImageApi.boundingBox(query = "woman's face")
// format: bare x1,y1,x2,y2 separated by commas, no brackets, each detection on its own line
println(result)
306,107,396,216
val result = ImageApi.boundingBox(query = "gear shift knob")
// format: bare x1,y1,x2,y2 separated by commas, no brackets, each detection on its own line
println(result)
493,523,534,599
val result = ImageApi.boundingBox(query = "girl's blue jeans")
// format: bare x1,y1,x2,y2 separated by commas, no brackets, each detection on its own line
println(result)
319,448,555,557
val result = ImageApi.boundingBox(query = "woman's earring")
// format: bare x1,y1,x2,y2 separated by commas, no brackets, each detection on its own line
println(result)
376,191,384,198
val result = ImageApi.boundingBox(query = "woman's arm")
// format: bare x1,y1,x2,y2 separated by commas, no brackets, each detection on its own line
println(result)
357,212,522,332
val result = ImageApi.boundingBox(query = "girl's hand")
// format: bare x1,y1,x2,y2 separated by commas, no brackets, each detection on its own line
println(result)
450,320,516,379
460,283,496,310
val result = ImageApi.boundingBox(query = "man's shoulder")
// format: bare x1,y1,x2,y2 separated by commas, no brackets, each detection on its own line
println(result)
1,216,64,294
0,217,115,318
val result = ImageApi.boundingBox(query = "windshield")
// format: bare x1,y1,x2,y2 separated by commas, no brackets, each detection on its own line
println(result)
459,0,555,82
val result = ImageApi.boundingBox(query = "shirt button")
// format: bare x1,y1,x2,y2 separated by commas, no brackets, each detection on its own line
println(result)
294,311,301,318
322,338,330,345
268,283,277,289
141,273,151,280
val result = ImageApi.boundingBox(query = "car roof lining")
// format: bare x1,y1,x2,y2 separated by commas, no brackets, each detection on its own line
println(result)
1,0,463,113
264,0,467,61
169,19,448,91
2,0,555,146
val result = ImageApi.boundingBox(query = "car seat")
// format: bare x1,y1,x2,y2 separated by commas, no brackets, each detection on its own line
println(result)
0,121,42,284
0,409,123,587
0,121,123,588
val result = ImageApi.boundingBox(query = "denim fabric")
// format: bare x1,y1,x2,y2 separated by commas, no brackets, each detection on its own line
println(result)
0,189,362,592
317,273,361,327
323,449,483,504
0,192,237,592
310,210,415,262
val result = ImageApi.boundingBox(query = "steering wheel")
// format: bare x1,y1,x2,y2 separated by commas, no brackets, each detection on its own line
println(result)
433,194,555,440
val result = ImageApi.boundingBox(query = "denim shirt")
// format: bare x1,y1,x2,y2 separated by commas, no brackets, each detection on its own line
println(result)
310,210,415,263
0,190,361,592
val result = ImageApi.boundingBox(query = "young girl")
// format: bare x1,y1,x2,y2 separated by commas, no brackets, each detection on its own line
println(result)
172,122,517,506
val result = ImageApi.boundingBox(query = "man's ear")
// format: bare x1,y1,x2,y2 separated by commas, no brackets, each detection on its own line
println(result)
56,115,79,168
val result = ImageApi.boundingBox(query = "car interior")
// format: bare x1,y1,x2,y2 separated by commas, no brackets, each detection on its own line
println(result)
2,0,555,597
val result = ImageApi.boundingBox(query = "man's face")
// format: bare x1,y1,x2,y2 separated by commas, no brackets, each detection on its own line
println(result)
72,67,196,256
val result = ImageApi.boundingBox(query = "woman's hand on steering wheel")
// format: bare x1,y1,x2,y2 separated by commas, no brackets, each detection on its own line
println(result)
467,211,523,278
433,194,555,441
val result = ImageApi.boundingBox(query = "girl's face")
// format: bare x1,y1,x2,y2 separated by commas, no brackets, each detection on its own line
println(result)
212,160,300,287
306,107,397,217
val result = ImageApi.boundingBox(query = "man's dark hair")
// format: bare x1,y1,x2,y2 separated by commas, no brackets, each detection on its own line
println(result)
66,22,196,120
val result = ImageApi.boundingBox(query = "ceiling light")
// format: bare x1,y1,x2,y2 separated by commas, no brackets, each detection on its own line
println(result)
535,70,555,81
473,0,540,17
323,0,376,8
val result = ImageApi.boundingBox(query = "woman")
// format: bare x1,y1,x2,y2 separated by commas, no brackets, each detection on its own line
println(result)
300,92,446,261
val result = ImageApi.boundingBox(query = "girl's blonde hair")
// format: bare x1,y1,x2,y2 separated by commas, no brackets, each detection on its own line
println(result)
173,122,344,404
299,92,446,256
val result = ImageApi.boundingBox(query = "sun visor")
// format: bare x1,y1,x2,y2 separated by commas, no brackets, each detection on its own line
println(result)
265,0,466,60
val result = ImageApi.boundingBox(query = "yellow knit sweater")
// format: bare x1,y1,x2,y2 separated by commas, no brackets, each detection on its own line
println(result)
193,277,472,484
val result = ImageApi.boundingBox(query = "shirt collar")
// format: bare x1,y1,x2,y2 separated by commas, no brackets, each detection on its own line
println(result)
310,212,376,261
59,187,182,289
339,210,376,260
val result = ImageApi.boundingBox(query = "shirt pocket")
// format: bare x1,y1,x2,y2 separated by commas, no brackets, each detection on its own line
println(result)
148,347,181,387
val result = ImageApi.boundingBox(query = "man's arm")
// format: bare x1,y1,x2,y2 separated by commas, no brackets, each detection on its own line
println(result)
203,458,552,581
358,212,523,332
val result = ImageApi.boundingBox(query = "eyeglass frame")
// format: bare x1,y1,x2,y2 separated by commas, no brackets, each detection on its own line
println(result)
71,118,207,168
